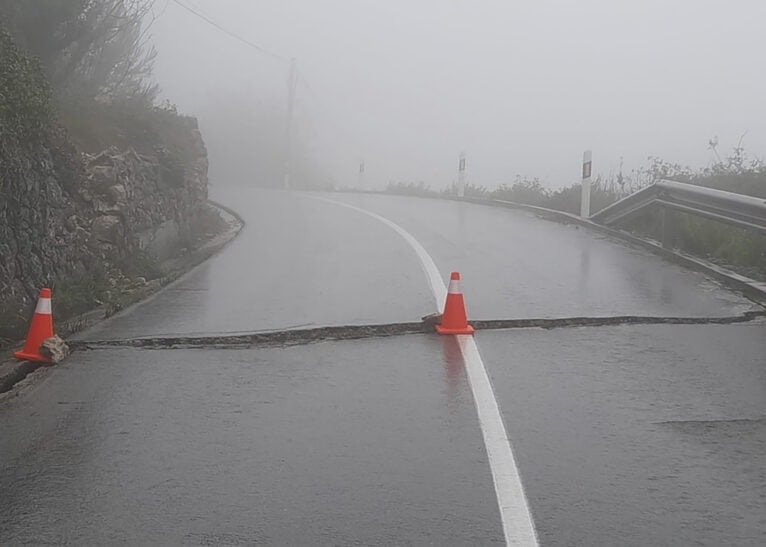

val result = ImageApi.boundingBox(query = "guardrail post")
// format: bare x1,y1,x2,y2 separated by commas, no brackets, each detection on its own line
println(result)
581,150,592,218
660,206,673,249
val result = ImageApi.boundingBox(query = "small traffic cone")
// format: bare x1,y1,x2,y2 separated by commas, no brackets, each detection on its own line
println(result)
436,272,475,335
14,288,54,363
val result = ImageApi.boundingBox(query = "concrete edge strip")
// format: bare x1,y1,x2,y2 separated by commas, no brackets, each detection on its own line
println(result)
70,311,766,350
207,198,246,230
303,195,539,545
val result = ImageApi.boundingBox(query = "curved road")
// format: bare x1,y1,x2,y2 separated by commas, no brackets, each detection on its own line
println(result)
1,188,764,545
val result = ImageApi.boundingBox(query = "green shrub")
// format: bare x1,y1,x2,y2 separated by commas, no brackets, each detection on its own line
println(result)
102,248,184,318
385,181,436,197
0,302,31,345
382,149,766,280
52,263,110,319
0,24,53,169
492,177,550,207
114,249,164,281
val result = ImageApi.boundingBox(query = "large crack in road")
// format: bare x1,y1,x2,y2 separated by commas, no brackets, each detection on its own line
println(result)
70,310,766,350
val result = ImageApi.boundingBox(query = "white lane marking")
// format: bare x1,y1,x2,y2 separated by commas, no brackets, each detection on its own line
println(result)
458,334,539,545
311,196,446,309
311,195,539,546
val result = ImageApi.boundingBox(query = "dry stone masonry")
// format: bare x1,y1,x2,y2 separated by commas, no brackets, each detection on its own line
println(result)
0,119,209,318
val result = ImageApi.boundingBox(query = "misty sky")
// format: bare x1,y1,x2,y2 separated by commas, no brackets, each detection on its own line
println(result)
150,0,766,189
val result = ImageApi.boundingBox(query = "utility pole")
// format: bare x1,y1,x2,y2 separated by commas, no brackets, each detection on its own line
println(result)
358,159,365,190
283,57,297,190
581,150,592,218
458,151,466,198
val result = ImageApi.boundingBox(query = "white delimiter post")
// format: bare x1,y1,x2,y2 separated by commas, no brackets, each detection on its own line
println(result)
580,150,592,218
458,152,466,198
283,58,297,190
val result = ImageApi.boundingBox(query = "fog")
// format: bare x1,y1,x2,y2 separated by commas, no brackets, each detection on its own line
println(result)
150,0,766,190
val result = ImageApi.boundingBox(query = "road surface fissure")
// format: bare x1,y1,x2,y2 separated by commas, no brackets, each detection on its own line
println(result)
70,310,766,351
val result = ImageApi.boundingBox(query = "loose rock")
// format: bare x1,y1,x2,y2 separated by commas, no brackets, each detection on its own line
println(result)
40,336,71,364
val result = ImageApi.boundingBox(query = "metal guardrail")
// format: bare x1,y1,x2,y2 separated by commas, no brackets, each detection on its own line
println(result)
590,179,766,235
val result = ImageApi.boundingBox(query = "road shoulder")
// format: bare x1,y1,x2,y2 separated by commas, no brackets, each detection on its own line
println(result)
0,200,244,396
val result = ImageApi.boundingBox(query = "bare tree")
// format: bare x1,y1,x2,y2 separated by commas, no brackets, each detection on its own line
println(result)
0,0,159,102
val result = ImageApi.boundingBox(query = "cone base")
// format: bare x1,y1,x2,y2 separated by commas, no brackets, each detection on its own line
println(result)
435,324,475,335
14,350,52,363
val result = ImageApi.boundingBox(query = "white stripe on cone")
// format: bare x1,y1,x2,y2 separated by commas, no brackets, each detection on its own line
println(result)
447,279,461,294
35,298,52,315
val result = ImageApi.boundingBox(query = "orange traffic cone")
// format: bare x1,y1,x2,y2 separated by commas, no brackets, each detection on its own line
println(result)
436,272,475,335
14,288,54,363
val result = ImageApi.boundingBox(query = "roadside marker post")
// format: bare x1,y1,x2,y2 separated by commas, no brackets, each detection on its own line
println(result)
283,57,297,190
581,150,592,218
458,152,466,198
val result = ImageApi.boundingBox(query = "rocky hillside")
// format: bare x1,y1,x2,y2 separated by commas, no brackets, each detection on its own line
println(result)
0,25,211,342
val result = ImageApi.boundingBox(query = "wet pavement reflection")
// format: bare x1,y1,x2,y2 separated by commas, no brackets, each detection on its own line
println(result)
4,189,765,545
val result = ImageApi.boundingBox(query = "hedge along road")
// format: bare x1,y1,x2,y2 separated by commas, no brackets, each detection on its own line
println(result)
0,187,764,545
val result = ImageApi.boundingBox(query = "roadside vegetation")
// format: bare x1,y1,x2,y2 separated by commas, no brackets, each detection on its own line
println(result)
0,2,227,350
385,147,766,281
0,247,164,347
54,248,166,320
0,1,199,164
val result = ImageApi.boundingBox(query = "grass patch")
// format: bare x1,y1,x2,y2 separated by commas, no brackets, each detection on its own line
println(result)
384,181,437,197
53,249,163,322
0,303,32,346
114,249,164,281
189,205,227,244
627,211,766,281
383,165,765,280
52,263,111,319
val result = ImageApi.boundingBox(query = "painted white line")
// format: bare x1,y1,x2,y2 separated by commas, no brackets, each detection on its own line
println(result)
311,196,446,310
311,195,539,546
458,334,539,545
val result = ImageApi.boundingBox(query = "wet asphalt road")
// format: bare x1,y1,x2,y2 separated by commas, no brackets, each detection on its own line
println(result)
0,339,502,545
481,324,766,546
2,187,765,545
